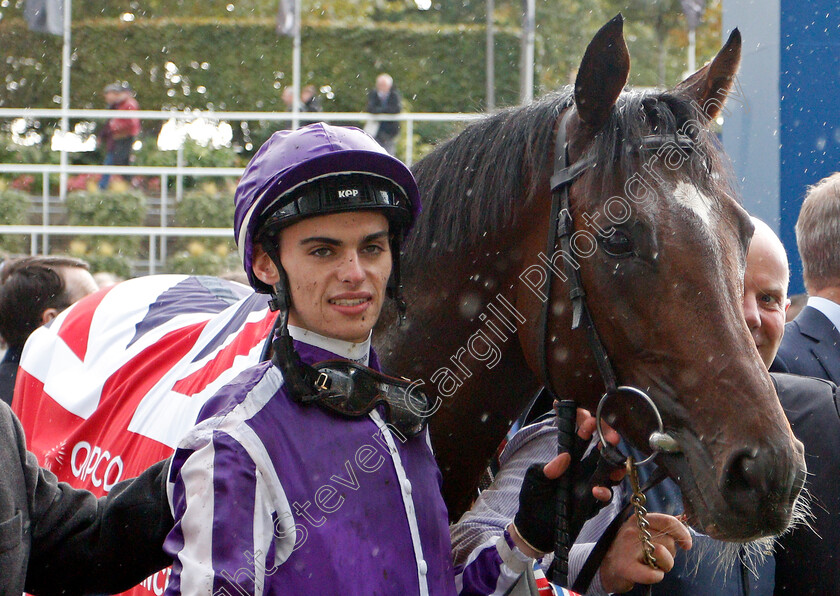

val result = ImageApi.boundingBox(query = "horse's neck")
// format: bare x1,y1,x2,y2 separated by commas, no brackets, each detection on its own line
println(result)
379,254,544,518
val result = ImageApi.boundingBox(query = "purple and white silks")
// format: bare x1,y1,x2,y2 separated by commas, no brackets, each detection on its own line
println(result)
164,332,534,595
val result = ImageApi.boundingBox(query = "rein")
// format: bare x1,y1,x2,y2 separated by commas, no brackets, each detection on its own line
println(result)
538,107,690,589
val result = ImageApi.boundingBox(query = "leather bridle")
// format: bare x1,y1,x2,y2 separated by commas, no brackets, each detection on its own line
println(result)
538,106,693,585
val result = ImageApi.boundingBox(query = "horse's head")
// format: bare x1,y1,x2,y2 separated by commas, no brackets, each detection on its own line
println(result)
516,16,805,541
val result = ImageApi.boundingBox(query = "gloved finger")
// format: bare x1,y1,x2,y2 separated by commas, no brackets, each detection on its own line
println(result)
609,466,627,482
576,407,597,440
599,419,621,446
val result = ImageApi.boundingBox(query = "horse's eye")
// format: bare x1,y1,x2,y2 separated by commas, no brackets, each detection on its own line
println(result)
600,228,635,258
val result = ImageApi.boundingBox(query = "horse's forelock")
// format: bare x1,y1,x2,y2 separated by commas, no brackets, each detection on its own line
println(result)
405,90,574,271
588,90,737,206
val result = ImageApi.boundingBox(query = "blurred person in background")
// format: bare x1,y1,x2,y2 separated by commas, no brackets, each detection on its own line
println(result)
366,73,402,156
281,84,323,128
772,172,840,384
98,82,141,190
0,256,98,405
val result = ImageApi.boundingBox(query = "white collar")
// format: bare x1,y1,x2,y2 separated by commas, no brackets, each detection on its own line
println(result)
287,325,371,366
806,296,840,331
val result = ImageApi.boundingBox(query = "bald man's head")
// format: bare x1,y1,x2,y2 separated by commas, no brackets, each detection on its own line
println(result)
375,74,393,94
743,218,790,368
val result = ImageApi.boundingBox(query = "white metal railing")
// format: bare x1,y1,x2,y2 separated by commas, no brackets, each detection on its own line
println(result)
0,108,485,168
0,225,231,274
0,109,487,268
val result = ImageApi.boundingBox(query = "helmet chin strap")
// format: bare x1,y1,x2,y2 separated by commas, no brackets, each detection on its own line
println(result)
386,236,407,326
255,238,316,398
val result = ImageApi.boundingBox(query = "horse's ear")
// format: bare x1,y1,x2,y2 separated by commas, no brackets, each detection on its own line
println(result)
573,14,630,130
674,28,741,121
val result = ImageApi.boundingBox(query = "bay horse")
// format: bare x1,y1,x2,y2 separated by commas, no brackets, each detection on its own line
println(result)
13,22,804,588
378,15,806,540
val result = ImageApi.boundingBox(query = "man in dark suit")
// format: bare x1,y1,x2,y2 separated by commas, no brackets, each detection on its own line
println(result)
772,374,840,594
772,172,840,384
366,73,402,156
1,399,172,594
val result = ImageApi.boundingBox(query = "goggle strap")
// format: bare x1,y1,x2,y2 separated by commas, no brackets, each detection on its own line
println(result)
271,333,321,402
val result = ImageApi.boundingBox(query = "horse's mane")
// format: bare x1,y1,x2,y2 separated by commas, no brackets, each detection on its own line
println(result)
405,86,737,271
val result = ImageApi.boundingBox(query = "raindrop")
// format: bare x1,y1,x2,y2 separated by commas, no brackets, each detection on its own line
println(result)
165,62,178,74
226,3,235,11
553,346,570,363
167,89,175,97
480,412,489,423
458,293,482,318
201,62,210,70
120,12,134,22
196,86,206,94
815,137,827,151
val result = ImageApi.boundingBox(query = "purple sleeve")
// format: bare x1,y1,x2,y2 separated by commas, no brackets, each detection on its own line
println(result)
164,429,275,595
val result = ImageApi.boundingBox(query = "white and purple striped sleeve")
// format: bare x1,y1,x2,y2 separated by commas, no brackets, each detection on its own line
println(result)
450,420,558,595
164,429,279,596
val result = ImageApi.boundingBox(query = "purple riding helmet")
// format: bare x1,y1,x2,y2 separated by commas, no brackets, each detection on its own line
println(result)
234,122,421,295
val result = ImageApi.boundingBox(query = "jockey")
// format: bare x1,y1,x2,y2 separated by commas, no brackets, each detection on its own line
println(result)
163,123,608,595
163,123,455,594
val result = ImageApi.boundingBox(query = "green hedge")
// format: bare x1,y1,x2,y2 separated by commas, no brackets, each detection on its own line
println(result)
0,18,521,118
166,182,238,276
66,188,147,276
0,189,32,253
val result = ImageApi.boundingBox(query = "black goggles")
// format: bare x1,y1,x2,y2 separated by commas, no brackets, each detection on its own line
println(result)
259,173,411,237
299,360,432,437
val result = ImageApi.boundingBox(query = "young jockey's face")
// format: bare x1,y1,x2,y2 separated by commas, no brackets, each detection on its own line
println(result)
255,211,392,343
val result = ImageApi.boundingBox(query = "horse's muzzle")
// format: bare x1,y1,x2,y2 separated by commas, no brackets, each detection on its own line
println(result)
719,441,806,535
663,432,807,541
719,438,807,531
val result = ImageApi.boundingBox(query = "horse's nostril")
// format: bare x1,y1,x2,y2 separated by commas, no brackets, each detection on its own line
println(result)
721,447,770,507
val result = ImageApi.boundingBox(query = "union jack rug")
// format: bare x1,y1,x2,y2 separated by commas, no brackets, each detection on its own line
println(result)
13,275,275,595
